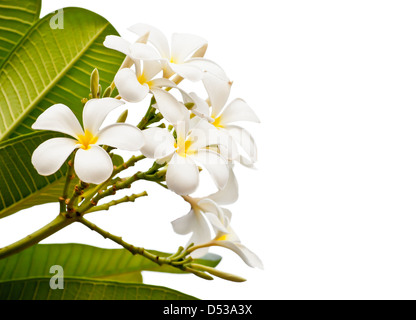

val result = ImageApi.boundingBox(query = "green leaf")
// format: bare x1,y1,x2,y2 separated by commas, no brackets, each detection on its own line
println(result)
0,243,222,282
0,5,124,217
0,0,41,67
0,131,70,219
0,277,198,300
111,153,125,167
0,7,124,140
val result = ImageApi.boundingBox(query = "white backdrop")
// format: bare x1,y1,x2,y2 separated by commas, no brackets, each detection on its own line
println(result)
2,0,416,300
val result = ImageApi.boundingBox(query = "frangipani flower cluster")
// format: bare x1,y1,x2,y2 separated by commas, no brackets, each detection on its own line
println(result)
30,23,262,274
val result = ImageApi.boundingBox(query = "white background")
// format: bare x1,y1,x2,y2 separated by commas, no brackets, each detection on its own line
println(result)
2,0,416,300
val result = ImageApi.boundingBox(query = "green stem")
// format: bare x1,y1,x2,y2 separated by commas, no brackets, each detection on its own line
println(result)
59,157,75,213
78,164,165,214
189,263,246,282
137,97,159,130
85,191,147,213
66,181,89,213
187,241,216,254
77,217,170,265
80,154,145,206
0,214,73,260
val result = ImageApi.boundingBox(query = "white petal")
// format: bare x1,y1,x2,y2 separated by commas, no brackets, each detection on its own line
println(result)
128,23,170,59
172,86,193,105
189,92,210,119
238,155,257,168
82,98,125,134
214,239,264,269
151,88,189,127
187,118,220,151
204,212,228,234
186,58,229,81
202,72,232,118
216,130,240,161
219,98,260,124
96,123,144,151
149,78,176,89
175,117,189,145
171,209,196,235
172,208,212,258
189,116,203,131
207,166,238,205
114,68,149,103
32,104,83,139
118,33,151,70
142,60,163,81
222,207,233,223
198,198,223,217
155,152,174,165
226,125,258,163
171,209,211,242
32,137,78,176
74,146,113,184
193,149,229,190
198,199,228,233
140,127,176,159
166,153,199,195
103,35,132,57
171,33,207,63
169,62,203,82
130,42,161,60
187,215,211,253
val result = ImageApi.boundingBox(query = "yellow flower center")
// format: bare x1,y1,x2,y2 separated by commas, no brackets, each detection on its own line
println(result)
216,234,228,241
137,74,153,88
212,116,223,128
77,130,98,150
137,73,147,85
175,136,194,158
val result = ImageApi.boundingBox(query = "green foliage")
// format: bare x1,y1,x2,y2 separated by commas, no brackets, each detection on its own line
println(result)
0,243,222,282
0,0,41,67
0,3,124,218
0,131,68,218
0,278,197,300
0,243,222,299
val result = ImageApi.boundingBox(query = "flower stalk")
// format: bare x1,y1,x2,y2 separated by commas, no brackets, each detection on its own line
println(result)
0,214,74,260
85,191,147,213
59,156,75,214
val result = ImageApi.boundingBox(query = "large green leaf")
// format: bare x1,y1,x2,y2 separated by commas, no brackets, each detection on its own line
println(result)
0,6,124,139
0,131,69,218
0,0,41,67
0,243,220,300
0,278,197,300
0,243,222,282
0,5,124,217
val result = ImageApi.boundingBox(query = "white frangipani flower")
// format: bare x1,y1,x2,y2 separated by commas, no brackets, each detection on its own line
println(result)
139,90,229,195
195,72,260,166
128,23,213,82
173,166,263,269
209,210,264,269
171,167,239,257
104,35,175,103
31,98,144,184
